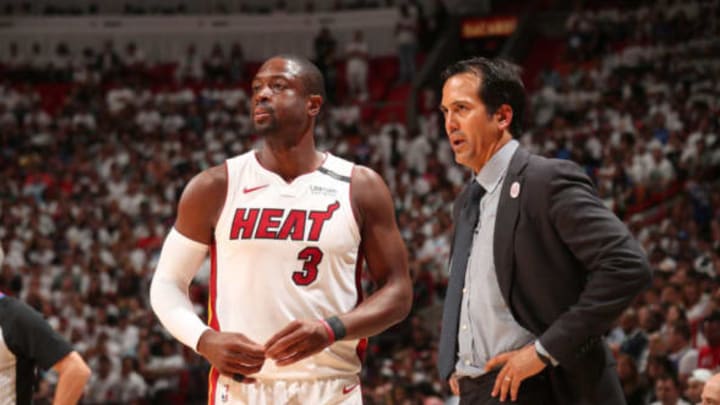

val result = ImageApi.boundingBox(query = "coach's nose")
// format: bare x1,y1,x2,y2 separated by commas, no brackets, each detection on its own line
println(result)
445,112,459,136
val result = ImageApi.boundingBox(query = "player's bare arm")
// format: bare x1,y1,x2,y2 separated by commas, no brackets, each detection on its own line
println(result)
265,166,412,365
341,165,413,336
174,164,228,244
151,164,266,378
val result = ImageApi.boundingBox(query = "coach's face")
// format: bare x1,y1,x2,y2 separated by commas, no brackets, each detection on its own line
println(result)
251,58,310,138
440,72,510,173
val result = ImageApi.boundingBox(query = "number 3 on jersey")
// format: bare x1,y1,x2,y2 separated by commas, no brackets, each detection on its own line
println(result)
293,247,323,286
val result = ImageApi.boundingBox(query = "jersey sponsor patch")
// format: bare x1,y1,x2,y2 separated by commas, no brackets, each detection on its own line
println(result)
309,185,338,197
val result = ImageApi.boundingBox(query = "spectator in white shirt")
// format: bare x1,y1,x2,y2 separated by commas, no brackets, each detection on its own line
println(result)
345,30,369,101
646,144,675,187
118,356,148,403
86,354,121,403
176,44,203,82
395,3,418,83
135,100,162,134
123,42,146,71
666,321,699,382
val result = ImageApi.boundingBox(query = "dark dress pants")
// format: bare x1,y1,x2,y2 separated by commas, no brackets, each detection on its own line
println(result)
459,369,554,405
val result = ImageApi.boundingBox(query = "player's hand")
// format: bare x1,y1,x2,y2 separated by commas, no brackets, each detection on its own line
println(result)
197,329,265,381
486,344,546,402
265,319,332,366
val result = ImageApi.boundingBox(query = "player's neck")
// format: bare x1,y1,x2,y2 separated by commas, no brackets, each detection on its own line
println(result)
258,139,324,182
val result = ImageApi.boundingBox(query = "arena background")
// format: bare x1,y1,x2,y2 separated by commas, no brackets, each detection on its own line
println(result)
0,0,718,403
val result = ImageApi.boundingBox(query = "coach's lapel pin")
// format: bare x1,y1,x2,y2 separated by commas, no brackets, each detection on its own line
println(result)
510,181,520,199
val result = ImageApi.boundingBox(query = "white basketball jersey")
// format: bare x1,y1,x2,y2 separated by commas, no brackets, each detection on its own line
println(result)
211,151,365,382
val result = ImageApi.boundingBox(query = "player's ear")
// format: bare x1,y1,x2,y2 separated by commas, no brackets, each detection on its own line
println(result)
307,95,323,117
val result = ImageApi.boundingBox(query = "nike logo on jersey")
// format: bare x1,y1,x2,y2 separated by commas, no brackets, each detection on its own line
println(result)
342,383,359,394
229,201,340,241
243,184,269,194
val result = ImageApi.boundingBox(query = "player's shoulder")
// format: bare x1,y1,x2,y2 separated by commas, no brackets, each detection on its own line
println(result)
176,163,229,236
178,163,228,218
351,165,386,190
185,164,228,198
350,164,392,213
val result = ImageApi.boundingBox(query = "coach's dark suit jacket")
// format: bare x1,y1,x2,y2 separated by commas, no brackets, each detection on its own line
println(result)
449,147,651,404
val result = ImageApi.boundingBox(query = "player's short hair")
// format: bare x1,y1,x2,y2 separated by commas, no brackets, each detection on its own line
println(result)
272,54,326,100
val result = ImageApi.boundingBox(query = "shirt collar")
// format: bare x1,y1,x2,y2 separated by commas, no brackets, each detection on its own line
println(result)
474,139,519,193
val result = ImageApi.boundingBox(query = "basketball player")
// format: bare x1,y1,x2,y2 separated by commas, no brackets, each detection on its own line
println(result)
0,246,91,404
150,55,412,404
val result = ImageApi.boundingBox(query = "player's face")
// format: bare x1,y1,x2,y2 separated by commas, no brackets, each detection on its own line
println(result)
440,72,503,173
251,58,309,136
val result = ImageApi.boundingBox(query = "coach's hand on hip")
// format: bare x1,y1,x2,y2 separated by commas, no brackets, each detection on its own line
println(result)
486,343,546,402
197,329,266,381
265,319,334,366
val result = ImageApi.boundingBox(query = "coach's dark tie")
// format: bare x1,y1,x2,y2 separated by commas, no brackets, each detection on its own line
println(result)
438,180,485,380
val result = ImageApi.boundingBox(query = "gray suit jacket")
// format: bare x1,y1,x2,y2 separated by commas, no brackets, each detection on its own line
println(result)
452,147,651,404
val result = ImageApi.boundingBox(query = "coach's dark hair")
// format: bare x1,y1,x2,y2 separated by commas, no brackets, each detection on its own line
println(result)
441,57,525,137
273,54,326,101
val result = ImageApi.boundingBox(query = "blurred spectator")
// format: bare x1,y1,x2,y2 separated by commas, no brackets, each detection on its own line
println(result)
666,321,699,382
50,42,73,82
652,374,691,405
425,0,448,47
228,42,245,83
314,26,338,103
122,41,146,71
698,311,720,370
613,307,650,365
141,339,184,401
204,42,227,83
395,3,417,83
647,142,676,189
85,354,120,403
345,30,369,101
329,96,360,136
4,42,26,81
686,368,713,404
118,356,148,403
135,99,162,134
684,273,712,324
618,353,647,405
95,40,121,80
176,44,203,82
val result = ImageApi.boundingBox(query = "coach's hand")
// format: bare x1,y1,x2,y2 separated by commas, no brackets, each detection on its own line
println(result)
197,329,265,381
265,320,332,366
486,344,546,402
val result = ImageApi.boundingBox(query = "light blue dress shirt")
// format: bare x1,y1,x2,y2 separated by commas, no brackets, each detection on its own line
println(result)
454,140,537,377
